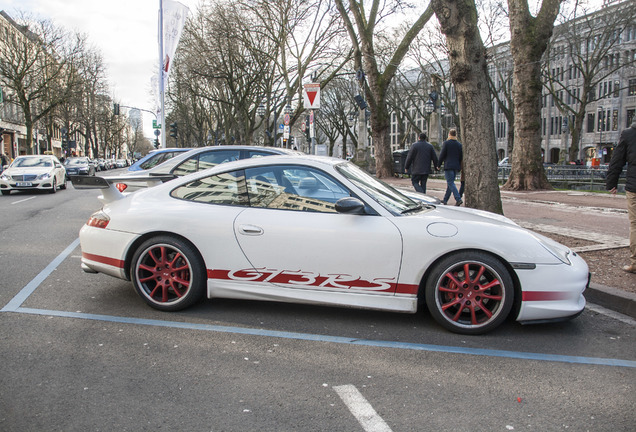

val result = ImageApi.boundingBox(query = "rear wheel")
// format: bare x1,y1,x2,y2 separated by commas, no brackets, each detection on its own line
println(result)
131,236,206,311
425,251,514,334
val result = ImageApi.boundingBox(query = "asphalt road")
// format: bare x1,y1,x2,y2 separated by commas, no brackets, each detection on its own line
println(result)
1,175,634,432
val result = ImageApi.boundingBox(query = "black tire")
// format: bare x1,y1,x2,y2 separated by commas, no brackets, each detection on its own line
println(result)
60,178,67,189
49,177,57,194
131,236,206,311
1,190,10,196
425,251,514,335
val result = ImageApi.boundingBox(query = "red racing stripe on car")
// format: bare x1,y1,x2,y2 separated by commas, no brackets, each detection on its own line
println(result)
394,283,419,295
522,291,571,301
82,252,124,269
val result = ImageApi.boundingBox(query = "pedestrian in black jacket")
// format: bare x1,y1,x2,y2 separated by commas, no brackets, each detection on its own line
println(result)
606,120,636,273
404,133,438,194
438,129,463,206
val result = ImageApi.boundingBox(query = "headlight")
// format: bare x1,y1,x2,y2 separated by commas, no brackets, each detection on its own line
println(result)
37,173,52,180
0,173,9,181
532,232,572,265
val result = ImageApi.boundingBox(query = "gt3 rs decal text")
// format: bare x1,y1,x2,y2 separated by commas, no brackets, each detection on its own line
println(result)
208,268,416,293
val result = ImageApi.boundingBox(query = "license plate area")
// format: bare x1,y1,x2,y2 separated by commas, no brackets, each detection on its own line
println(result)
16,182,33,187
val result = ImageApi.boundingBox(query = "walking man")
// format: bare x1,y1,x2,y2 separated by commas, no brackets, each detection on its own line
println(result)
404,132,438,194
438,129,463,206
606,119,636,273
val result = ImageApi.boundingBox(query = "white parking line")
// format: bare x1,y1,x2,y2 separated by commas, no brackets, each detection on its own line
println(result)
11,196,37,205
334,385,393,432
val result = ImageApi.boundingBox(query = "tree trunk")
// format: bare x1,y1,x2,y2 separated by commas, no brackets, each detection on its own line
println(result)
432,0,502,213
503,0,562,191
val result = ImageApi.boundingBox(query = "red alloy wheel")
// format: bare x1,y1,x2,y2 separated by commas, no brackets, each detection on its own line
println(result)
132,236,205,311
426,252,513,334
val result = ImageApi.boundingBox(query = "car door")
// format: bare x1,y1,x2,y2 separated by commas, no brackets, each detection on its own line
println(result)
233,164,403,295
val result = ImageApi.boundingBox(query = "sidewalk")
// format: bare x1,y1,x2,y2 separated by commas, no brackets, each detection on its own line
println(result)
384,175,636,320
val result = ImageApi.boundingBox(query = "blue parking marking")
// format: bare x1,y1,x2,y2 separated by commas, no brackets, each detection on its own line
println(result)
3,238,636,369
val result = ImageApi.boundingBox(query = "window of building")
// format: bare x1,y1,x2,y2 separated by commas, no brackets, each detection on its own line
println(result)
629,79,636,96
587,113,595,133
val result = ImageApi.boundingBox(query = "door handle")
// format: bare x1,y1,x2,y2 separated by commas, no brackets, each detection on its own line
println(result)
239,224,264,236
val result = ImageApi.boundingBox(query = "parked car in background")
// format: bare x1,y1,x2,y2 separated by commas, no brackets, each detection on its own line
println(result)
64,157,96,178
0,155,67,195
110,145,303,192
115,159,127,168
128,148,191,172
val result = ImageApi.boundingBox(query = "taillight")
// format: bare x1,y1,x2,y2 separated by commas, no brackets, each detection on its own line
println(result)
87,210,110,229
116,183,128,192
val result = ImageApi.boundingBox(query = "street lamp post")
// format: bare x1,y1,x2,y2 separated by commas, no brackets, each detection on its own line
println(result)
598,106,604,163
258,96,290,147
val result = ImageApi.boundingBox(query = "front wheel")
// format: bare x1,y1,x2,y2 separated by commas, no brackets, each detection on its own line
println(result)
49,178,57,193
131,236,206,311
425,252,514,335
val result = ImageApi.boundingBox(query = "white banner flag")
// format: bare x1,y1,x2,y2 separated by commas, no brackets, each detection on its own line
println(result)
162,0,190,86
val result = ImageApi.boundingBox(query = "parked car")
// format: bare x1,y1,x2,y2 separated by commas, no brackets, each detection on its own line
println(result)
0,155,67,195
64,157,96,178
71,155,588,334
115,159,126,168
106,145,304,192
128,148,191,172
96,159,108,171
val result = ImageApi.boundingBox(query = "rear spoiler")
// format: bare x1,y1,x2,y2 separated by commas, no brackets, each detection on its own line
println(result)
69,174,176,204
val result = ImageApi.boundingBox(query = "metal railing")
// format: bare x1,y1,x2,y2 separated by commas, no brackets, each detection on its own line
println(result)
498,165,628,190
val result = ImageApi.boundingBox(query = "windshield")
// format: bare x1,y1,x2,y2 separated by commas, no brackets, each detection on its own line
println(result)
336,162,421,214
13,157,53,168
67,158,88,165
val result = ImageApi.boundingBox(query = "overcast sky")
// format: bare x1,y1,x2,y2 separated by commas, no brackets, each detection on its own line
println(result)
0,0,200,138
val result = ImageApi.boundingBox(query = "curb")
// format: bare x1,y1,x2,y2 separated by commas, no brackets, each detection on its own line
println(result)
586,283,636,320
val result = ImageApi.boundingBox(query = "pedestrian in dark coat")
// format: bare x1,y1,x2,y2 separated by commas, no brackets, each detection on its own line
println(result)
404,133,438,194
606,119,636,272
438,129,463,206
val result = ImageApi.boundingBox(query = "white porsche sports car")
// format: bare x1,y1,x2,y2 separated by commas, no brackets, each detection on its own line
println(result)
72,155,589,334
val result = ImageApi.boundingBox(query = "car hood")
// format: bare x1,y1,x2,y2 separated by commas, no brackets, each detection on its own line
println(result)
5,166,55,175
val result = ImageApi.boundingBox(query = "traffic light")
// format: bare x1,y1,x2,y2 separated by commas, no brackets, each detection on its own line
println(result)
289,136,295,148
113,103,120,115
154,138,159,149
169,122,178,139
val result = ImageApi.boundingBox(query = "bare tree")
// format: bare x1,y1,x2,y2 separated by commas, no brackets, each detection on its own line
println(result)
543,1,636,162
0,13,84,152
431,0,503,213
334,0,435,178
503,0,563,191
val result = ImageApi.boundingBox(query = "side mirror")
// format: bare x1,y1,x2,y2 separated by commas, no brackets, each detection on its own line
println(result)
335,197,366,215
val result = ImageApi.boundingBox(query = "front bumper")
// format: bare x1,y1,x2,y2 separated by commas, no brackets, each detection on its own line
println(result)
0,178,54,191
515,252,588,322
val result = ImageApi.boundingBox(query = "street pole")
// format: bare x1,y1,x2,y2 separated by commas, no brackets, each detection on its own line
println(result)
158,0,166,148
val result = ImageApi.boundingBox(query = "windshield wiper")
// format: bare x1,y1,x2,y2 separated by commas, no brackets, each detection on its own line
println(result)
401,203,423,214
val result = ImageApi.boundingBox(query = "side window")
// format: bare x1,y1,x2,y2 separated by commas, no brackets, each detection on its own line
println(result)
245,165,350,213
245,150,274,159
173,150,241,176
171,170,248,206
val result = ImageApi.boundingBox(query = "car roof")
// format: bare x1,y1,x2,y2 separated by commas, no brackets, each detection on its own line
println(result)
145,145,303,174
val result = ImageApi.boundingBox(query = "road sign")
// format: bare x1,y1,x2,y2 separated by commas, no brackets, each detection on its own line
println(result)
284,113,290,125
303,83,321,109
153,120,160,129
